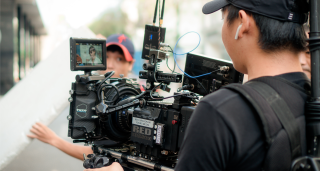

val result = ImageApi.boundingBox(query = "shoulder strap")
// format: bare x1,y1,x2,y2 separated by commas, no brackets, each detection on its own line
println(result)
224,81,301,160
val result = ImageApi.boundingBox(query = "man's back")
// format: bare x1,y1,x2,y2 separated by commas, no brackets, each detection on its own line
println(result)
175,72,309,171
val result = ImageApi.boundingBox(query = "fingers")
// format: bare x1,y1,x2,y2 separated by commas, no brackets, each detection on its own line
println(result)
29,122,48,136
32,124,46,135
36,122,47,129
30,127,42,136
27,134,38,139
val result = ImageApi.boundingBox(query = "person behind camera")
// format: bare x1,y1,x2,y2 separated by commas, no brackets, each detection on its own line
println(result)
300,25,311,79
174,0,310,171
27,34,135,163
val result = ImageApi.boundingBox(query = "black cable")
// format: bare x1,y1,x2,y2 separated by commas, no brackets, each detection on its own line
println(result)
97,71,115,90
97,84,120,103
148,93,187,101
150,83,163,99
133,91,147,100
103,87,144,108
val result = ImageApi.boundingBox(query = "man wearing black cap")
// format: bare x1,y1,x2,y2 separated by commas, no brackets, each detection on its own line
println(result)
175,0,309,171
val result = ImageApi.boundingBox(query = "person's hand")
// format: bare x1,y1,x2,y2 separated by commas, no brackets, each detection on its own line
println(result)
77,54,83,63
27,122,59,145
83,162,123,171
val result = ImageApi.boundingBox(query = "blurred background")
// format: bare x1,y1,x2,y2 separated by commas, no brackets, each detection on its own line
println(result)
0,0,229,170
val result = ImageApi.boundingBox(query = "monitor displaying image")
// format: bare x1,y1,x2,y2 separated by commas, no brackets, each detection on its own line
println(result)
75,43,103,66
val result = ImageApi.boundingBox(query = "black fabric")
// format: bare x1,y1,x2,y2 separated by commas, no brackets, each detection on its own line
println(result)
175,72,310,171
247,80,301,159
223,78,304,170
202,0,308,24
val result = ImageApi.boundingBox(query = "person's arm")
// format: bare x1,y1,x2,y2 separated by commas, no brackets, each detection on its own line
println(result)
174,101,235,171
27,122,93,160
83,162,123,171
76,54,83,63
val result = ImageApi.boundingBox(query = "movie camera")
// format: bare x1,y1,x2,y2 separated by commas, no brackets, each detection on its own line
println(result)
67,0,320,170
67,1,243,170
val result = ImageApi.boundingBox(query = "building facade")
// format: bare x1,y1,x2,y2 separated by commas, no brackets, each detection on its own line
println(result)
0,0,45,95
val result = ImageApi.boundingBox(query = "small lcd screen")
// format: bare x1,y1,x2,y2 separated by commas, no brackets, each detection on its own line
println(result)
75,43,104,66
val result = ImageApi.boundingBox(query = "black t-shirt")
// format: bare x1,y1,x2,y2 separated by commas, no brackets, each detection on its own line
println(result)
175,72,310,171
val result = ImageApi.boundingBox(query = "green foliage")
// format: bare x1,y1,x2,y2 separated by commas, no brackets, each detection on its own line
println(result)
88,9,130,38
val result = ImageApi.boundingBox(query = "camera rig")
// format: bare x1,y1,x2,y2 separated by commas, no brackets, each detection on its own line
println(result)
67,1,244,169
67,44,243,171
66,0,320,170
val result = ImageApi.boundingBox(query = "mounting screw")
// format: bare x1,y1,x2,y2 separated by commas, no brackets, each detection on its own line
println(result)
153,136,156,140
67,115,72,120
69,90,74,95
154,125,158,129
120,74,124,78
68,97,73,102
146,83,151,89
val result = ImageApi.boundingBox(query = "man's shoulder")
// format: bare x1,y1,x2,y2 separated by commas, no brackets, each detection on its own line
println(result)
200,85,247,109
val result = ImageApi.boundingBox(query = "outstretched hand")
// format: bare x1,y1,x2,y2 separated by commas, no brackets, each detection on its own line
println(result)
27,122,58,145
84,162,124,171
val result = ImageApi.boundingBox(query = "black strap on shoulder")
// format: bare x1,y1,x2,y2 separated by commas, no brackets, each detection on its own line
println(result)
246,81,301,159
224,81,301,160
223,83,273,147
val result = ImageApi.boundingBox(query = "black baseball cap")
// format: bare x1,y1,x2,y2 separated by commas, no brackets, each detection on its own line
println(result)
202,0,308,24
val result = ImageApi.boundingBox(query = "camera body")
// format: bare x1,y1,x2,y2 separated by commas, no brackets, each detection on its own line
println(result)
68,76,141,141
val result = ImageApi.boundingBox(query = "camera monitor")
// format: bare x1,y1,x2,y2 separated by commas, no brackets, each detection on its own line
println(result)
183,53,244,96
70,37,106,71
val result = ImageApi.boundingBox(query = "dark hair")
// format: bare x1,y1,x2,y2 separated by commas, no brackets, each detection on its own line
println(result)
223,5,307,53
89,46,96,54
107,45,124,55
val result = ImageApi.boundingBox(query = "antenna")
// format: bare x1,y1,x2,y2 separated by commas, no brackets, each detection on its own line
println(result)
153,0,159,26
160,0,165,27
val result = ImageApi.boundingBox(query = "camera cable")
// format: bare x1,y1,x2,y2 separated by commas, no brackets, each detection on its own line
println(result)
97,71,115,90
97,84,120,103
166,50,217,94
171,31,222,79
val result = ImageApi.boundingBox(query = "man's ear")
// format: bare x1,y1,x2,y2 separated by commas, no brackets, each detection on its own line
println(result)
128,59,135,72
237,10,250,39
